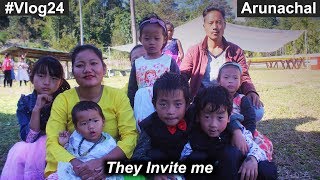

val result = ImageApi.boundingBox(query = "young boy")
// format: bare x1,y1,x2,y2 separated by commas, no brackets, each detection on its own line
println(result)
51,101,118,179
132,72,191,161
181,86,277,179
218,62,273,161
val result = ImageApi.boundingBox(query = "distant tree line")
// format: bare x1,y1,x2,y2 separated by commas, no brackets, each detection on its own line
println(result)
0,0,319,56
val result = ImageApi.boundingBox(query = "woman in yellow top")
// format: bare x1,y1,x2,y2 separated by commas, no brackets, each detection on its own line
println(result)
45,44,138,179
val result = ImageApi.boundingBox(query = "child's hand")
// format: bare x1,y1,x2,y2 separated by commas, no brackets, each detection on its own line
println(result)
58,131,70,146
246,92,263,108
238,156,258,180
34,94,53,110
231,129,249,155
178,53,183,61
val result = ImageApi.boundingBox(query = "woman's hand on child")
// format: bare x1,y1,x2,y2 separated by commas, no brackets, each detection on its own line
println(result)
58,131,70,146
34,94,53,110
246,92,263,108
231,129,249,155
238,156,258,180
75,158,105,179
71,158,83,174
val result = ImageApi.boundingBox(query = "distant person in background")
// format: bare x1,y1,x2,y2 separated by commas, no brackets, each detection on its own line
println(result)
2,53,13,87
180,5,264,121
10,57,16,84
17,54,30,86
162,20,184,67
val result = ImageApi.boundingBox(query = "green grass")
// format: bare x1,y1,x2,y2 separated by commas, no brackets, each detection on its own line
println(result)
0,70,320,179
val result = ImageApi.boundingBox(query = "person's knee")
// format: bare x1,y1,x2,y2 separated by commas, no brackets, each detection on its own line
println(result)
221,146,243,161
188,151,208,161
255,106,264,122
258,161,277,180
148,149,167,160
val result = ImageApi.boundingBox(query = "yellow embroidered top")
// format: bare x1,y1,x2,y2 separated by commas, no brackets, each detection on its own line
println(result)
45,86,138,176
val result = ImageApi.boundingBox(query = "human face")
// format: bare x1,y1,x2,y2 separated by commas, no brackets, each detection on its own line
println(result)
203,10,226,41
33,72,62,95
140,24,166,59
75,109,104,142
166,25,174,40
198,104,229,138
131,47,146,64
155,90,186,126
219,66,241,95
72,49,106,88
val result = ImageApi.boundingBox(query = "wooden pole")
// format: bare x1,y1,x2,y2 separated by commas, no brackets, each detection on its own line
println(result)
130,0,137,45
79,0,84,45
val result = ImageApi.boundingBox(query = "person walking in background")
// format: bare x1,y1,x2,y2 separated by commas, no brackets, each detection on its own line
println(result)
162,21,184,67
17,54,30,86
10,57,15,85
2,53,13,87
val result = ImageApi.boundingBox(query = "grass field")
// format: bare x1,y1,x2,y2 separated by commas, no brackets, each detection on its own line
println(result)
0,69,319,179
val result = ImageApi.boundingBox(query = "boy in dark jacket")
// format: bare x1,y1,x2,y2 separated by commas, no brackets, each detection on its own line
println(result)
132,72,191,161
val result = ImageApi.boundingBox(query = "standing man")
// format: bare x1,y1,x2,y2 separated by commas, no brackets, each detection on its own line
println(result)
180,5,263,112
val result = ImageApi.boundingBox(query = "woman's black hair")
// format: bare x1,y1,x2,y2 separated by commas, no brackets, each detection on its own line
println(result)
152,72,191,105
70,44,105,71
193,85,232,117
202,5,226,20
71,101,105,127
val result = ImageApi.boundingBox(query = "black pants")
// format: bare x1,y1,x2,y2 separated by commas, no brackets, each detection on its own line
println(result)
20,80,27,86
186,146,277,180
186,145,243,180
257,160,278,180
3,70,12,87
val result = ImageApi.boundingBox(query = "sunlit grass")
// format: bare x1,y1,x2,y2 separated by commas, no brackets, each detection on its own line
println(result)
0,70,319,178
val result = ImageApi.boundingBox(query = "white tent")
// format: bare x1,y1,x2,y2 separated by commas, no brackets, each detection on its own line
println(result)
110,16,305,53
110,43,137,52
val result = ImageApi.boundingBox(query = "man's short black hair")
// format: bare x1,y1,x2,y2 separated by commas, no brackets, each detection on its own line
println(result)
202,5,226,20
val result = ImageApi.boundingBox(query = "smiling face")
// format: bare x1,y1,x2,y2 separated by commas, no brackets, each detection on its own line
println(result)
219,66,241,95
33,71,62,95
203,10,226,42
155,89,186,126
75,109,104,142
72,49,106,88
198,104,229,138
139,24,167,59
